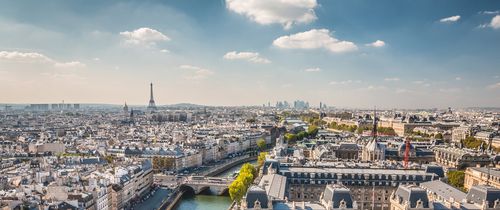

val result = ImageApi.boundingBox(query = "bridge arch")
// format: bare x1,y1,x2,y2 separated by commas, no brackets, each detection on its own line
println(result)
218,187,229,196
179,184,196,195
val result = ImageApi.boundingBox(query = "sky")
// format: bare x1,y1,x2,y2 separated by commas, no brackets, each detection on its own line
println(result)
0,0,499,109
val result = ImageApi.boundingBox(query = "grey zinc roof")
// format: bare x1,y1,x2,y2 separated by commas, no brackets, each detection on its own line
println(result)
466,185,500,208
259,174,287,200
281,166,433,176
394,185,430,208
322,184,354,208
245,185,269,208
420,180,466,201
424,165,445,177
338,143,359,150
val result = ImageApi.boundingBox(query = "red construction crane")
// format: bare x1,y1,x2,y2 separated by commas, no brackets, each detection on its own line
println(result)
404,138,410,169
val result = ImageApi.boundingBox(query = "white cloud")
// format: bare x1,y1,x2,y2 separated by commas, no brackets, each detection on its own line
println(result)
362,85,387,91
0,51,52,63
478,15,500,29
273,29,357,53
488,82,500,89
54,61,86,68
160,49,169,53
93,57,100,61
120,27,170,46
455,77,462,81
329,80,361,85
440,15,460,23
179,65,214,80
304,67,321,72
384,77,400,81
223,51,271,63
479,11,500,15
490,15,500,29
0,51,85,68
366,40,386,48
226,0,318,29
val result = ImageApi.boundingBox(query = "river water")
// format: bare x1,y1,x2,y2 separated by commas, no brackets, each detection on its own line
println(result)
173,160,257,210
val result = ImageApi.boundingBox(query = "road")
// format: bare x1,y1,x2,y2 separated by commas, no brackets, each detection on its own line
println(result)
132,187,170,210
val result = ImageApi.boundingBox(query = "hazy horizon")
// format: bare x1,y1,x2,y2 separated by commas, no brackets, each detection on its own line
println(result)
1,0,499,108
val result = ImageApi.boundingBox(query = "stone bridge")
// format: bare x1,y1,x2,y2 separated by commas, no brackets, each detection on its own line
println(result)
180,176,234,195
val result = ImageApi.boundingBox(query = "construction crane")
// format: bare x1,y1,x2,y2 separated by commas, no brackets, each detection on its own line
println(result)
404,137,411,169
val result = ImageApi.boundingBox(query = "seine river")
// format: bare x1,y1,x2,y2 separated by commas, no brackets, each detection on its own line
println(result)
173,160,257,210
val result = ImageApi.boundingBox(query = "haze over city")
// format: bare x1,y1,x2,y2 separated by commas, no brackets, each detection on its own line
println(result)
0,0,499,108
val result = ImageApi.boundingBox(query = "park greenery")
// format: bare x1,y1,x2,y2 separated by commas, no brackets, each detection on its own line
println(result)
284,128,318,144
462,136,484,149
377,127,397,136
355,125,397,136
460,136,500,152
228,163,257,203
301,114,327,127
328,122,357,132
447,170,465,191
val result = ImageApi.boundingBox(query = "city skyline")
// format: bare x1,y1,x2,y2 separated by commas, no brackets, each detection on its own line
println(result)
1,0,500,108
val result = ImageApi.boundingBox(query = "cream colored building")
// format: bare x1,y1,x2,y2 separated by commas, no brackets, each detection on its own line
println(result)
464,167,500,190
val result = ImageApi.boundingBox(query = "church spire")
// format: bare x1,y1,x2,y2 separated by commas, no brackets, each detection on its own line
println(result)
372,107,378,141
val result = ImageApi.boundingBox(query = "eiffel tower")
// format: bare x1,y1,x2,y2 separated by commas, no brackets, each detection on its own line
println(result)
147,82,157,110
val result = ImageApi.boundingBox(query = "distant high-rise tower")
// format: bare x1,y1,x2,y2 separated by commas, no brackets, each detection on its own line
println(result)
147,83,157,110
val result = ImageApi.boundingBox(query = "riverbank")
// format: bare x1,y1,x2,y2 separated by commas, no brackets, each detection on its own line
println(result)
172,159,258,210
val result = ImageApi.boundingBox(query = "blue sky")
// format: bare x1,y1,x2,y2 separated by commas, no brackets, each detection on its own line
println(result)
0,0,499,108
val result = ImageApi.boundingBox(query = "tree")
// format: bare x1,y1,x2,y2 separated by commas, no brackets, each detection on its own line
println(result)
462,136,483,149
285,133,298,144
297,131,307,140
307,125,319,137
447,170,465,190
257,152,267,168
229,179,246,203
105,155,114,164
378,127,397,136
246,118,256,123
435,133,443,139
239,171,254,187
229,163,258,203
256,138,266,151
240,163,257,178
